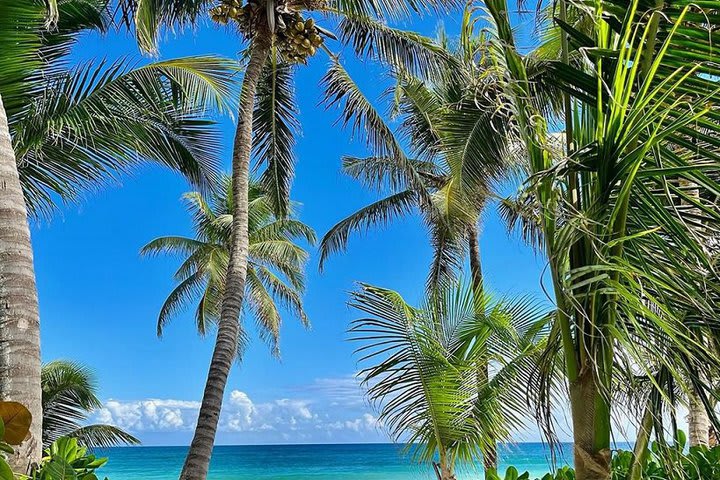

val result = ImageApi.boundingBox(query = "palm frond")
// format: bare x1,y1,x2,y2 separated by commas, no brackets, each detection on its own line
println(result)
253,50,300,218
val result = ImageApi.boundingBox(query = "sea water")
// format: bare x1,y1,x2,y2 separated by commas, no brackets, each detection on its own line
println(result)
97,443,576,479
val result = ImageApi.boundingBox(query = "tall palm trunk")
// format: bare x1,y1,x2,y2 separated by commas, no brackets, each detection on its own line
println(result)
179,38,271,480
0,93,42,471
467,224,496,476
688,391,710,447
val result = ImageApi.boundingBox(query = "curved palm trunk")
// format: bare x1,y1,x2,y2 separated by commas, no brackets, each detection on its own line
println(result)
179,38,271,480
0,93,42,471
468,225,497,476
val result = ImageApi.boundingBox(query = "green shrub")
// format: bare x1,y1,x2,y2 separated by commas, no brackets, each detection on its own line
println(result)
22,437,109,480
503,434,720,480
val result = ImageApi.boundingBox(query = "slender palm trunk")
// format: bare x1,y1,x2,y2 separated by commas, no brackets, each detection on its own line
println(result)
467,224,496,476
0,93,42,471
432,451,456,480
688,391,710,447
629,401,654,480
179,38,271,480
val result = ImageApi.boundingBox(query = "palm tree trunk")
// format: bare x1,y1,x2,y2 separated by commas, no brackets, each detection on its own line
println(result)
179,38,271,480
629,401,654,480
467,224,497,476
688,390,710,447
570,372,611,480
0,93,42,471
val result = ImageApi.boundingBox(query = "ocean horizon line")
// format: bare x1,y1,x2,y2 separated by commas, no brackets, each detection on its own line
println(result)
99,440,583,449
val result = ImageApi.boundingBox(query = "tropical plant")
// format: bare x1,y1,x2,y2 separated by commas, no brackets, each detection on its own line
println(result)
0,401,33,480
483,0,720,478
319,15,517,292
350,282,547,480
23,437,111,480
141,176,315,356
41,361,139,450
0,0,233,467
120,0,463,476
319,13,544,473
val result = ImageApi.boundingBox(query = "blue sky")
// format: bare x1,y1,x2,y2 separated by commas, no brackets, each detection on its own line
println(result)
32,7,551,445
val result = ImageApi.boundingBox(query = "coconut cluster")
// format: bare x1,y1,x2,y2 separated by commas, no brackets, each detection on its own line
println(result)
209,1,326,64
276,15,324,64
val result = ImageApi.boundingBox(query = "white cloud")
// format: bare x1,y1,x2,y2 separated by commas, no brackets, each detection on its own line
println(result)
92,378,383,444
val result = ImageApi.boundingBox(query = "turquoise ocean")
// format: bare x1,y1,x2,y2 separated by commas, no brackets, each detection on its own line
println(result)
98,443,578,480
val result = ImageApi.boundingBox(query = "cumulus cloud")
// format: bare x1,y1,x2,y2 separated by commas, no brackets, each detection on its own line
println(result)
92,376,384,444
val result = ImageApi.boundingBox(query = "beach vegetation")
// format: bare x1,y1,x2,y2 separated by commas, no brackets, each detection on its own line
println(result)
142,176,315,357
41,361,139,450
24,437,111,480
118,0,466,476
350,282,548,480
0,0,233,468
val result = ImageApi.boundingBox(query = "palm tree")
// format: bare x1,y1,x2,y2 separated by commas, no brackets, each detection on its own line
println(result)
42,360,140,449
483,0,720,477
122,1,462,477
349,282,547,480
141,176,315,356
319,12,548,473
0,0,234,468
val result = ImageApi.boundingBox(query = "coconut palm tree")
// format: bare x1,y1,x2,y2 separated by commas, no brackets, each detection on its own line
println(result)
349,282,547,480
0,0,234,468
141,176,315,356
121,1,462,477
483,0,720,477
41,360,140,449
318,11,561,473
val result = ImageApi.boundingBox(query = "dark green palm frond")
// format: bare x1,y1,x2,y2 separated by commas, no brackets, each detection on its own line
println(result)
146,176,313,358
321,60,403,159
342,155,442,192
255,265,310,326
42,360,138,449
0,1,44,118
156,271,209,337
319,190,418,270
118,0,214,52
391,77,445,161
253,51,300,218
250,218,317,245
320,60,430,200
14,56,237,216
350,282,546,467
68,425,140,449
338,15,458,80
328,0,460,20
246,268,283,357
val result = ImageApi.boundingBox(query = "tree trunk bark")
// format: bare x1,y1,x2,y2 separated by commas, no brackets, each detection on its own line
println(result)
688,390,710,447
570,372,611,480
629,401,654,480
179,38,271,480
0,93,42,471
467,225,497,476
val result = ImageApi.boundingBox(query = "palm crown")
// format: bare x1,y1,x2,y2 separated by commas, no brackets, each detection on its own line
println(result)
0,0,236,218
42,360,140,449
142,176,316,356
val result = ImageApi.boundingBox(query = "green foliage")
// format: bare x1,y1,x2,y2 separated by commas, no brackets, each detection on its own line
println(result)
0,402,33,480
502,438,720,480
42,361,139,449
488,466,532,480
0,0,236,219
350,281,548,473
24,437,109,480
141,176,315,357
